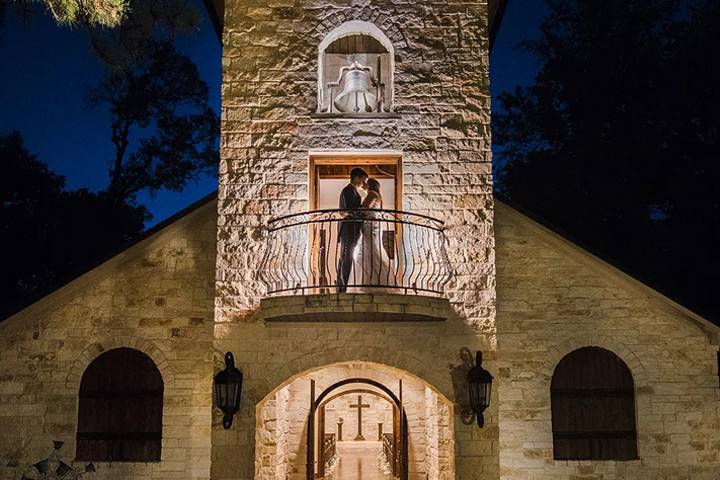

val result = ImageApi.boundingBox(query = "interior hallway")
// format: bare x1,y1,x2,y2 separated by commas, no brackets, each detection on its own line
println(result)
326,441,394,480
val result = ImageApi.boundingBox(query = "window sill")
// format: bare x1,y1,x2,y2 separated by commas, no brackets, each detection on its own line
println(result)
75,459,162,464
310,112,401,119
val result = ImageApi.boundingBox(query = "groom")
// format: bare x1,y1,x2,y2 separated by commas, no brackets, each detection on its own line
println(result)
336,167,368,293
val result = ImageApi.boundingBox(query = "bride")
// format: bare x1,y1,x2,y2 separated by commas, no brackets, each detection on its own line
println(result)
357,179,394,289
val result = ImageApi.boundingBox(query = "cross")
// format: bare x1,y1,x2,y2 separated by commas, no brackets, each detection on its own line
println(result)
349,395,370,440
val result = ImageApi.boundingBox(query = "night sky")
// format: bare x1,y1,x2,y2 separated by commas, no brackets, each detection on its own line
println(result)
0,0,221,225
0,0,548,227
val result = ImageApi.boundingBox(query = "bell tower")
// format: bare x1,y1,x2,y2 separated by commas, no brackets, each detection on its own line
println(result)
214,1,496,479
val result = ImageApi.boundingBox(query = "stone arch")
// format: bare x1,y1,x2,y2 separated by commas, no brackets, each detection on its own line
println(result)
316,10,409,51
317,20,398,112
255,360,455,480
250,347,455,405
541,334,648,389
66,336,174,393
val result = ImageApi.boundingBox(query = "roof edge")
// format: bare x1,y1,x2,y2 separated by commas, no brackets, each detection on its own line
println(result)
489,0,509,51
203,0,223,44
1,191,218,326
495,197,720,344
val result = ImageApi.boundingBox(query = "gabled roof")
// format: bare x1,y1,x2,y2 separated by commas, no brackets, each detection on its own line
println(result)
0,192,218,323
202,0,509,50
494,197,720,344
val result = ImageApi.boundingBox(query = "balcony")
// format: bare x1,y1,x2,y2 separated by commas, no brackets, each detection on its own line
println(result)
259,208,451,322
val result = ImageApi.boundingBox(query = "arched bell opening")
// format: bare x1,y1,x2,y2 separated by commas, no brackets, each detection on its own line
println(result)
254,362,454,480
317,21,395,114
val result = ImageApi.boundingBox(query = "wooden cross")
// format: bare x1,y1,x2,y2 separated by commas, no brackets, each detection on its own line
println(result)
349,395,370,440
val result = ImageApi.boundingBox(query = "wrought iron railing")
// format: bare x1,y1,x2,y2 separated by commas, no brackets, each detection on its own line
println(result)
382,433,397,475
260,208,451,296
322,433,336,470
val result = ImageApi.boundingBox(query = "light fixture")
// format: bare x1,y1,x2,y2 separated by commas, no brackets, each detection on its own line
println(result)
467,350,493,428
213,352,243,429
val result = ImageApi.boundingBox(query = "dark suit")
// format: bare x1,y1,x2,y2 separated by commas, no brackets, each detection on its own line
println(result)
337,183,362,292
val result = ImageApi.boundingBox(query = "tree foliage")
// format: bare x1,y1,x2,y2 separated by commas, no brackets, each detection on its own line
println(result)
87,0,199,69
0,132,146,318
91,40,219,206
494,0,720,321
8,0,129,27
0,0,217,319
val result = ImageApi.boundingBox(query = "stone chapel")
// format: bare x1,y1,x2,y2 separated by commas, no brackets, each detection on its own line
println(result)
1,1,720,480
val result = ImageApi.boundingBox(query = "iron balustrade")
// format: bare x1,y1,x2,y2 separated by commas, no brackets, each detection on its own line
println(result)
260,208,451,296
322,433,336,469
382,433,397,475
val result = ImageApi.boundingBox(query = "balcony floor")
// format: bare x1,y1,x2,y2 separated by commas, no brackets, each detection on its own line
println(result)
260,292,449,323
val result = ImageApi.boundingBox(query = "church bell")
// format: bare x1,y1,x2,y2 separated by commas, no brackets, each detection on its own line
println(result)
333,64,377,113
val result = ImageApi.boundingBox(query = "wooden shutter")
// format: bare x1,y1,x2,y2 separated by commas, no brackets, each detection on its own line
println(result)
77,348,163,462
551,347,637,460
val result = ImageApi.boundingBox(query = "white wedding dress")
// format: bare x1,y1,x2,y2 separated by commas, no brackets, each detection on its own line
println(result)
358,203,394,290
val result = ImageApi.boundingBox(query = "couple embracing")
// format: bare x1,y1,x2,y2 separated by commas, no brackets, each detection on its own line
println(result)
336,168,392,293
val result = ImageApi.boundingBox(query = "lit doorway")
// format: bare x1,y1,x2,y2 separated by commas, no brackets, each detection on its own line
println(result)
308,154,402,292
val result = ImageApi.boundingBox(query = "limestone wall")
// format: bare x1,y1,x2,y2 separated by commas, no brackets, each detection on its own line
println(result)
495,202,720,479
216,1,497,479
324,395,393,441
0,201,217,480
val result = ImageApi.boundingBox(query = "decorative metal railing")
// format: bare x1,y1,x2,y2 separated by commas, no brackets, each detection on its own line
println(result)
322,433,336,470
260,208,451,296
382,433,396,474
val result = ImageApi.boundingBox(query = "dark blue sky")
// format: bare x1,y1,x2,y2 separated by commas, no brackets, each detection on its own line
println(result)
0,0,221,225
1,0,547,228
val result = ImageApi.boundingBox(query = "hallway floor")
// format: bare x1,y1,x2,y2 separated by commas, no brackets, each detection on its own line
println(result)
326,441,394,480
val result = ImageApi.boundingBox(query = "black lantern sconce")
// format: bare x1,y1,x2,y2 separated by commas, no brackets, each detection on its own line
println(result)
213,352,243,429
467,350,493,428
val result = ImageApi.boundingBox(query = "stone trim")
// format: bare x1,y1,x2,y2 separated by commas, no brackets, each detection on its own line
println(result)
540,335,648,389
315,9,409,52
2,198,216,328
254,358,454,407
260,293,450,323
65,337,175,394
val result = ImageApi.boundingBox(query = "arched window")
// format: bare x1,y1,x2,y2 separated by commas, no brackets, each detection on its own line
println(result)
317,21,394,114
76,348,164,462
551,347,638,460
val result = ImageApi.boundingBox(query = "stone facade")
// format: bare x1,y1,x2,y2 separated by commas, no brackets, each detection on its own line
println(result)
1,1,719,479
0,200,217,480
495,202,720,479
215,1,496,479
0,198,717,480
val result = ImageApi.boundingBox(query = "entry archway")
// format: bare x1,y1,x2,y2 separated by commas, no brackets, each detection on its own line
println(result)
310,378,408,479
254,361,454,480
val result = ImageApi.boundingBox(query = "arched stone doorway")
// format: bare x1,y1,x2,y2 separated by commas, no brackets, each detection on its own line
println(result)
255,362,454,480
311,378,408,479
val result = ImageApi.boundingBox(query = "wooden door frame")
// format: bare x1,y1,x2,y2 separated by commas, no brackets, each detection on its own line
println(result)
309,152,403,211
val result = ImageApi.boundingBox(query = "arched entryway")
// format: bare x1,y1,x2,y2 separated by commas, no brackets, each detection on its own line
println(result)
309,378,408,479
254,362,454,480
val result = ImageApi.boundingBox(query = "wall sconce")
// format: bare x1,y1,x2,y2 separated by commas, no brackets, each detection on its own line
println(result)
467,350,493,428
213,352,243,429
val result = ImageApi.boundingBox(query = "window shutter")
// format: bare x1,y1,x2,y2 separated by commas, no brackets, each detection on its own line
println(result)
551,347,637,460
76,348,163,462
